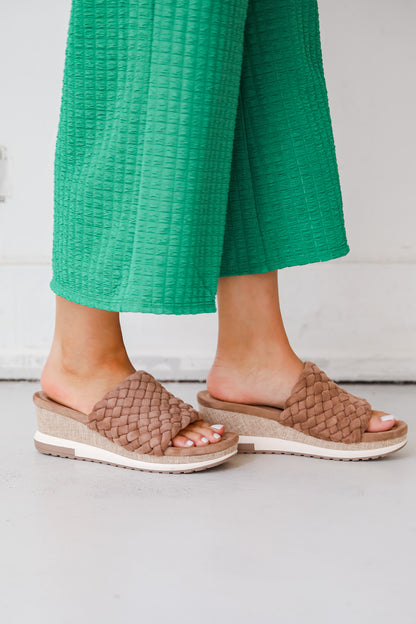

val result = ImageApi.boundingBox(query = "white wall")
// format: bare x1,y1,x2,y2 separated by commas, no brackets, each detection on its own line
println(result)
1,0,415,381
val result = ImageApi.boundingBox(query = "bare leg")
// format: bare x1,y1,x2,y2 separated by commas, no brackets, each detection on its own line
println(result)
207,271,395,433
40,295,225,448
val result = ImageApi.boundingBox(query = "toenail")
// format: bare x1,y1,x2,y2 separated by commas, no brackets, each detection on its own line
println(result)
201,437,209,443
210,424,223,430
380,415,396,422
186,440,194,446
168,441,172,446
213,433,221,439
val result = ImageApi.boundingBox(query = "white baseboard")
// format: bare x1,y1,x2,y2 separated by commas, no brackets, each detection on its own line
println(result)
1,351,415,383
1,262,415,381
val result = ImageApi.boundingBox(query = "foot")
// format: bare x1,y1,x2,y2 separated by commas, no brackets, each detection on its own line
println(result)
40,358,225,449
206,354,397,433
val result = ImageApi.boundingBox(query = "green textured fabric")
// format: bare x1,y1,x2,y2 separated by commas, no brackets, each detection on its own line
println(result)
50,0,349,315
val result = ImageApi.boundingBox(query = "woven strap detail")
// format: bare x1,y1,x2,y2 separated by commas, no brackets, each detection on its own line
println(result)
86,370,201,456
279,362,372,443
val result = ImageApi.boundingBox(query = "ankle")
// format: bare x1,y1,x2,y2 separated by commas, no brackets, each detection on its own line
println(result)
61,352,133,380
49,339,132,375
207,347,304,404
40,349,136,414
40,343,135,392
211,342,302,375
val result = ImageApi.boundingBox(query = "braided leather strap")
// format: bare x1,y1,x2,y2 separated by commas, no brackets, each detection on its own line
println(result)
279,362,372,443
86,370,201,456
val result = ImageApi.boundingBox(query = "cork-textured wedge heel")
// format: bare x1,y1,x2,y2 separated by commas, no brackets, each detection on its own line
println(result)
33,370,238,474
197,362,408,461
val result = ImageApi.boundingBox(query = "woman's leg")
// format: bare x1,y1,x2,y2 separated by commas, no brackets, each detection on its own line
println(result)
40,295,225,448
207,271,396,433
207,3,395,434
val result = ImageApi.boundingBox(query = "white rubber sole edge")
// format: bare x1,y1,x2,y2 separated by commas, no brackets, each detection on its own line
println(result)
238,435,407,459
33,430,237,472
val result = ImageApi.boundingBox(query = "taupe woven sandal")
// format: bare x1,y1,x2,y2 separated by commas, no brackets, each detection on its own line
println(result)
33,370,238,474
197,361,408,461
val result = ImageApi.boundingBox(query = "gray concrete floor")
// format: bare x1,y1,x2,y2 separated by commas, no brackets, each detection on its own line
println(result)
1,380,415,624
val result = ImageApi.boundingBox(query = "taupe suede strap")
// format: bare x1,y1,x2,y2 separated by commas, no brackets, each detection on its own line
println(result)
279,361,372,443
86,370,201,456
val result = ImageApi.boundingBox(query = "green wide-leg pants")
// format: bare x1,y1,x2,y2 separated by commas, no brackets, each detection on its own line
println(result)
50,0,349,314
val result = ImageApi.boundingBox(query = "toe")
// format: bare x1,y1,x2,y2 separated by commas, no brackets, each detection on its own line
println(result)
188,421,224,443
366,410,397,433
180,429,210,446
210,423,225,435
171,435,195,448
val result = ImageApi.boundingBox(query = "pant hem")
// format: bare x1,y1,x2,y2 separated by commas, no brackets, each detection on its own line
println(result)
49,279,217,315
218,243,350,278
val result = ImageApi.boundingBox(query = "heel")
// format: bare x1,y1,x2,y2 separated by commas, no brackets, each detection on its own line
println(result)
33,403,77,457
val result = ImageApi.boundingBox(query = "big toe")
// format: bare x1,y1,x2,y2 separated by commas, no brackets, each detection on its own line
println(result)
366,410,397,433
